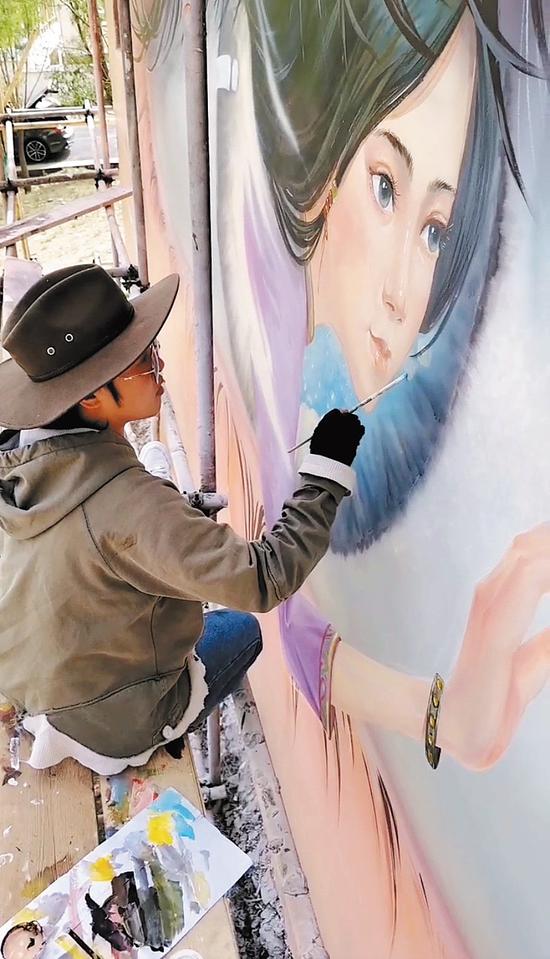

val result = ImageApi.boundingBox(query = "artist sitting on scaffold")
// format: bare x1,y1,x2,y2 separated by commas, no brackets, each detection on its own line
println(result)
0,264,364,774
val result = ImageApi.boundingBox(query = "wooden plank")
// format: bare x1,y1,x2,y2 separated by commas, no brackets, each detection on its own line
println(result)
1,258,43,324
1,259,43,358
98,745,240,959
0,704,99,925
0,169,119,190
0,186,132,249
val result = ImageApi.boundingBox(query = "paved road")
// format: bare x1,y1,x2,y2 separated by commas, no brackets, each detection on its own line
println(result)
68,123,119,165
23,118,119,171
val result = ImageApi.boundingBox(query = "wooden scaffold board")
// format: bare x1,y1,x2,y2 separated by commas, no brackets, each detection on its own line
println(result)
0,707,240,959
0,186,132,250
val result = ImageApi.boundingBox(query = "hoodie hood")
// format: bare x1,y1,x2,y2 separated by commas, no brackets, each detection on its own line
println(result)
0,429,139,539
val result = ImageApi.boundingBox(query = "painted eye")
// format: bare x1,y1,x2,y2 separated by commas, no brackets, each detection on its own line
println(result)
372,173,394,212
422,221,445,255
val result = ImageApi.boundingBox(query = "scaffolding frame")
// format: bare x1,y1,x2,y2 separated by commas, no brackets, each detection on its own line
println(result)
0,0,223,786
0,107,133,271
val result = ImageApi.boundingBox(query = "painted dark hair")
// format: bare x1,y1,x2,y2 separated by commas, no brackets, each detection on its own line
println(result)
131,1,548,559
235,0,547,341
218,0,549,554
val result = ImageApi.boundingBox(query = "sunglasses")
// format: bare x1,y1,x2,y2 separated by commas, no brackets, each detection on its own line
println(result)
121,340,162,384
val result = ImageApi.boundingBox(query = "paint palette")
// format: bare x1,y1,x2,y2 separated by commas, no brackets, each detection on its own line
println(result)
0,788,251,959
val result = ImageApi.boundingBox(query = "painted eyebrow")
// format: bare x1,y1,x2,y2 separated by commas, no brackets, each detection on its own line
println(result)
376,129,413,176
376,132,456,196
428,177,456,196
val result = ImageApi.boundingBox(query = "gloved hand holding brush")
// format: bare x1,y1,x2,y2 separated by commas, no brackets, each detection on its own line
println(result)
309,409,365,466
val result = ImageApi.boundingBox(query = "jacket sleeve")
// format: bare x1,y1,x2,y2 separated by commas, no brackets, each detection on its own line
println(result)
83,465,349,613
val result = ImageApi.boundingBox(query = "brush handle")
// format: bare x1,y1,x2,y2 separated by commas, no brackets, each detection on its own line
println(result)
288,435,313,454
287,373,407,454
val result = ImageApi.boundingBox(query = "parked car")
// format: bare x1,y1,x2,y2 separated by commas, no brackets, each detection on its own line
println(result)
12,92,73,166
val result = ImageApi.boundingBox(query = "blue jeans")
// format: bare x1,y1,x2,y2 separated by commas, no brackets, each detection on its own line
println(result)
186,609,263,732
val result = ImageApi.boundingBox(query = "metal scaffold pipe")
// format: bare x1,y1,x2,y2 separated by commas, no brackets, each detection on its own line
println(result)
183,0,216,496
0,108,98,121
117,0,149,288
184,1,220,785
87,0,111,170
3,111,18,257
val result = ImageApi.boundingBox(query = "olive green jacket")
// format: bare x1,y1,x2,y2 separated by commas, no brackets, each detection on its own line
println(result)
0,429,347,757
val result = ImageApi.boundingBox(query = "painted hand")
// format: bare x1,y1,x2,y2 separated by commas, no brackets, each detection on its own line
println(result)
439,523,550,771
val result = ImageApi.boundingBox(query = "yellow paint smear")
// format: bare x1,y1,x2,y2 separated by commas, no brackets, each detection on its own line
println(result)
147,812,174,846
57,936,84,959
192,871,211,909
20,853,76,902
12,907,44,924
58,936,109,959
20,877,50,901
89,855,116,882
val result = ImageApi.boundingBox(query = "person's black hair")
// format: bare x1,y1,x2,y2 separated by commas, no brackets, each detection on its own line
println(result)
44,381,121,430
0,380,121,444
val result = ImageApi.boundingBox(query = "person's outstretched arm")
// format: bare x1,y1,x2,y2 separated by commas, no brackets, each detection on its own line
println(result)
84,410,364,612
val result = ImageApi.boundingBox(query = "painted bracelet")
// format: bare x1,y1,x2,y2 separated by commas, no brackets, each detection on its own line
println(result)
425,673,444,769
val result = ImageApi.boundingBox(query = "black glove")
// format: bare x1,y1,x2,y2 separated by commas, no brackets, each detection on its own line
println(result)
310,409,365,466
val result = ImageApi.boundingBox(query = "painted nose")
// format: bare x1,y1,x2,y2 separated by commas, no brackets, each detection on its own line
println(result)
382,232,412,323
382,286,405,322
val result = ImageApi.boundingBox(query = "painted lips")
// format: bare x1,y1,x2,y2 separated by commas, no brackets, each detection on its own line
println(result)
369,329,392,372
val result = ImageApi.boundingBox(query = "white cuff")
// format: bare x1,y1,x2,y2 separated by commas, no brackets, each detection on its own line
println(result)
139,441,173,481
298,453,355,494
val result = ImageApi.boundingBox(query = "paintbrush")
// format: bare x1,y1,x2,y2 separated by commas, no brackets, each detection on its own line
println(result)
287,372,408,454
66,929,104,959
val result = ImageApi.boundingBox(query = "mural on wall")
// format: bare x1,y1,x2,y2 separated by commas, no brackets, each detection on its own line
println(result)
129,0,550,955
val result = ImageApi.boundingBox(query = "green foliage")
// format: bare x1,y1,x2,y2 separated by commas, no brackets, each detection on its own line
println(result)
59,0,112,105
52,51,96,106
60,0,92,53
0,0,112,109
0,0,53,52
0,0,53,107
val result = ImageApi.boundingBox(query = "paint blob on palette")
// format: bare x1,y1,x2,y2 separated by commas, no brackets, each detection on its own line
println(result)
0,788,251,959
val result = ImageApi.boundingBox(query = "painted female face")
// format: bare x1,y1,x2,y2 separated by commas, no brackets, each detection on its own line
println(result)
309,13,477,403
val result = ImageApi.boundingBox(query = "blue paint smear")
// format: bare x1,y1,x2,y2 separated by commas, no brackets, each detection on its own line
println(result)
107,773,130,807
151,789,196,840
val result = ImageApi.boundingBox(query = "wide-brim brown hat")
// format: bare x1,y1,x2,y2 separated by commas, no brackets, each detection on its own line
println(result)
0,263,179,429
